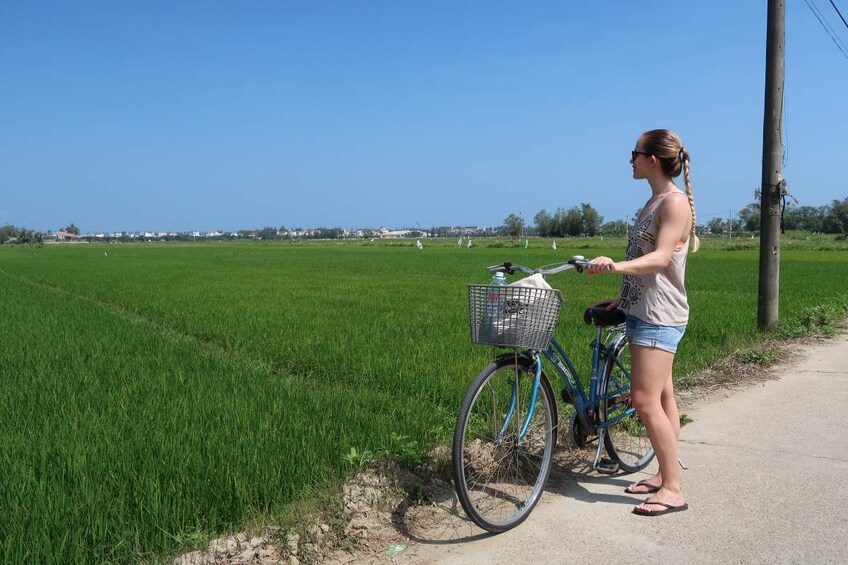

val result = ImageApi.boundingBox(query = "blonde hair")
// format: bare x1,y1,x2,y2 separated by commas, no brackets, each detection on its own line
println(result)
641,129,700,252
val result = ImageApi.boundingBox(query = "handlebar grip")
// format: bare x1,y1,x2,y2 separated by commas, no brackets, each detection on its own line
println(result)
568,259,611,274
487,262,515,275
567,255,589,273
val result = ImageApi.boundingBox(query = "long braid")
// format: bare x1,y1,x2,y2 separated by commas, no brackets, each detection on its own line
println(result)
681,148,700,252
642,129,700,252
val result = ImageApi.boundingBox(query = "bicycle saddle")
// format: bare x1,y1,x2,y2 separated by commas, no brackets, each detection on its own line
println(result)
583,304,626,327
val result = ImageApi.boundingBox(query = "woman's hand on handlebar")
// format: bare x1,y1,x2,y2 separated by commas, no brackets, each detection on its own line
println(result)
587,256,617,275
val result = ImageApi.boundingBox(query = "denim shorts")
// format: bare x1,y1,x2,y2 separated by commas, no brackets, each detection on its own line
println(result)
625,314,687,354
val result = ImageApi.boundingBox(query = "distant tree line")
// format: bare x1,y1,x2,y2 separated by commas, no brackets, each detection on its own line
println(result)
710,197,848,235
503,203,629,238
507,196,848,239
0,224,42,244
533,204,604,237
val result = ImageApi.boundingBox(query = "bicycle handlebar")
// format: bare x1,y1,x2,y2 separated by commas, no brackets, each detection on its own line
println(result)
487,255,592,276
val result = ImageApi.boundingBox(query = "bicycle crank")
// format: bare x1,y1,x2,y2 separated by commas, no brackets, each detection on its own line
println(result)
568,413,589,448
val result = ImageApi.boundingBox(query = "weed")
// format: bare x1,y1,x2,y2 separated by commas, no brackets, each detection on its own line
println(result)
735,347,777,366
777,301,847,338
405,479,429,505
378,433,424,468
343,447,375,469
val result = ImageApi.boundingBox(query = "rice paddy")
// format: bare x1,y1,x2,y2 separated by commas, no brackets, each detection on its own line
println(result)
1,239,845,562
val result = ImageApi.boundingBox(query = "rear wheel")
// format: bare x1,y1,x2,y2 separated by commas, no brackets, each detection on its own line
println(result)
452,355,557,532
600,337,654,473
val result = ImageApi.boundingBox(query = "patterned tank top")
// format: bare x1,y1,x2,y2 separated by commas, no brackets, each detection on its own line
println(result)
618,192,690,326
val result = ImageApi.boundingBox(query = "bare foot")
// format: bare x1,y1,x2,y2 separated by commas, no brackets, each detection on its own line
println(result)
632,488,686,516
625,474,662,494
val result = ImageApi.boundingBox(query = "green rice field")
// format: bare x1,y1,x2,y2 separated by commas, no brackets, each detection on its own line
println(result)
1,238,846,562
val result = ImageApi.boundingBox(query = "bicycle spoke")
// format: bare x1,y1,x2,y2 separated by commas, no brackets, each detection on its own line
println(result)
453,359,556,532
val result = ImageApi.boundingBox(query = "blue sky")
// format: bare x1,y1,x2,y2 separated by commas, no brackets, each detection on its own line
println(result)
2,1,847,233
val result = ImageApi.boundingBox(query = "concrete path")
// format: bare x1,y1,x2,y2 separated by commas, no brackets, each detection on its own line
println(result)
397,334,848,564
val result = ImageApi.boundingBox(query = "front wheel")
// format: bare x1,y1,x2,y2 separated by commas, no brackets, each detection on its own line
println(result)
452,354,557,533
600,337,655,473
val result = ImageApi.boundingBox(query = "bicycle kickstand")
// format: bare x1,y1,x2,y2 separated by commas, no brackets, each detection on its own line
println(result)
591,429,620,475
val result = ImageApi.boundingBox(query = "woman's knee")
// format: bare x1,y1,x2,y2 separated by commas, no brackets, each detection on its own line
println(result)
631,389,659,413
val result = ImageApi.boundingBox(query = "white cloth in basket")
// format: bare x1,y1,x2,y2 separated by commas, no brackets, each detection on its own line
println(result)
488,273,558,347
508,273,552,290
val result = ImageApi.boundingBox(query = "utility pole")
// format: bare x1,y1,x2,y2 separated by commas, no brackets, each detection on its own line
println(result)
519,209,524,241
758,0,785,331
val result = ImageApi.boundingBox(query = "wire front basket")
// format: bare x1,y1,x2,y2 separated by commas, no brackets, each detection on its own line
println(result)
468,284,563,350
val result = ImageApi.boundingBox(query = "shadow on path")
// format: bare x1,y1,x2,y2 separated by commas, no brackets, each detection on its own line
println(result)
389,443,647,547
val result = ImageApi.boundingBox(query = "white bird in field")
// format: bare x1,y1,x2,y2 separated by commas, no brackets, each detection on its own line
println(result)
552,240,557,250
104,252,108,256
467,238,472,248
525,239,529,248
416,239,423,249
457,236,463,246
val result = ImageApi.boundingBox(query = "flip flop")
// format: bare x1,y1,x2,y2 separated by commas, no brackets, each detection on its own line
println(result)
632,501,689,517
624,480,660,494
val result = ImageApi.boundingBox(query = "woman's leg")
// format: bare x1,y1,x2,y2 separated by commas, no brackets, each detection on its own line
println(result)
662,373,681,443
626,373,680,493
628,344,685,512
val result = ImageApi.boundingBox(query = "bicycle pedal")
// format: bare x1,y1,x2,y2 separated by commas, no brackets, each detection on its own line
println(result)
594,458,620,475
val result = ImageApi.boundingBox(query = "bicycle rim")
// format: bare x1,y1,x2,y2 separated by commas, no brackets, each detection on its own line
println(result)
601,340,654,472
452,358,556,533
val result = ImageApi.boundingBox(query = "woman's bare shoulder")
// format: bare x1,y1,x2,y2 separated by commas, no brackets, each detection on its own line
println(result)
660,192,691,217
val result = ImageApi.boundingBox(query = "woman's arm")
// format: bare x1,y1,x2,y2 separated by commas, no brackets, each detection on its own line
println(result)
588,193,691,276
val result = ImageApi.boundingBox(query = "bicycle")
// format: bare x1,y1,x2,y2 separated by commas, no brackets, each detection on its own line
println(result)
451,256,654,533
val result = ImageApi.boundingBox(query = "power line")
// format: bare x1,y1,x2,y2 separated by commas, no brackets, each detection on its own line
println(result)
811,0,848,53
811,0,848,47
812,0,848,50
804,0,848,59
828,0,848,30
806,0,848,57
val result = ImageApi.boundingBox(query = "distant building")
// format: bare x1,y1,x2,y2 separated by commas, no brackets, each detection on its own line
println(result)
55,231,81,242
379,229,430,238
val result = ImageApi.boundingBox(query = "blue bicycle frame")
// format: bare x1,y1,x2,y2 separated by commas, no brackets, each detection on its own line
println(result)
508,322,631,471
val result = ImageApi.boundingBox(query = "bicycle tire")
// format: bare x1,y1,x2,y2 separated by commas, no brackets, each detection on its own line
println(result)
600,337,655,473
452,354,557,533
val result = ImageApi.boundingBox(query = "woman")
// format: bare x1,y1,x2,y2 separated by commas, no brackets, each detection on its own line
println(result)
587,128,699,516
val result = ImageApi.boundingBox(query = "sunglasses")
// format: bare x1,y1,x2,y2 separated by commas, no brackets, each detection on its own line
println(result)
631,150,652,160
